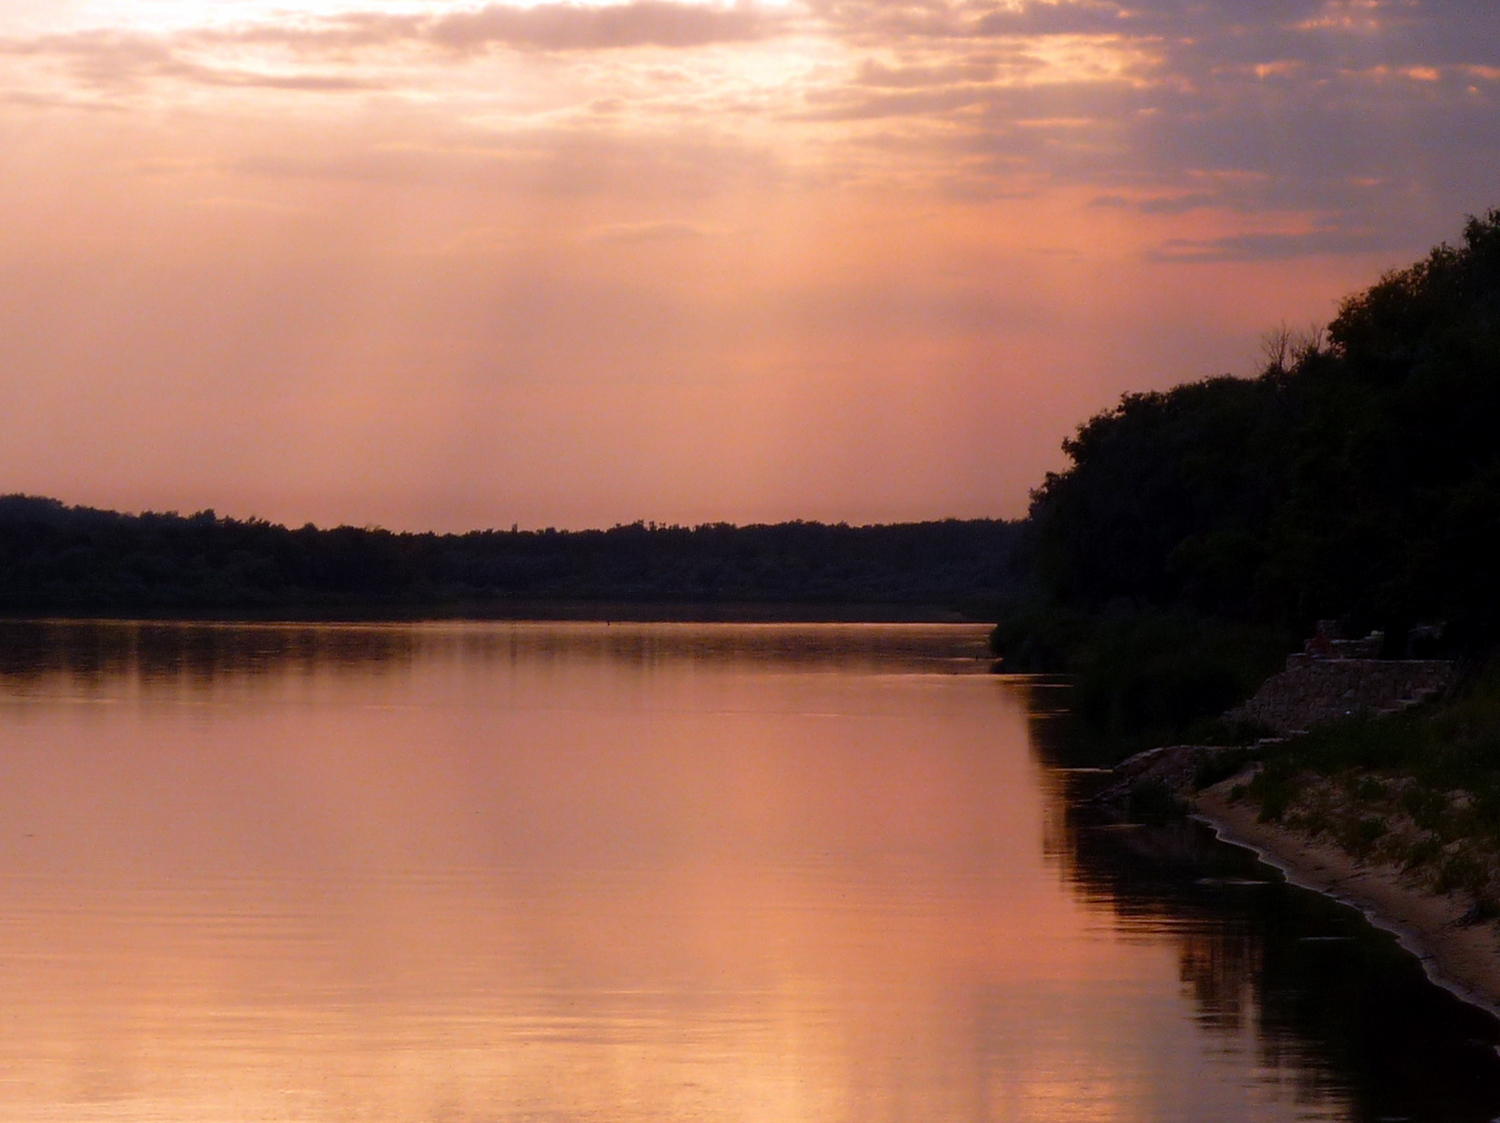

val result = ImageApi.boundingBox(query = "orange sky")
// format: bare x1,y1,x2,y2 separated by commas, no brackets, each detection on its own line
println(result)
1,0,1495,530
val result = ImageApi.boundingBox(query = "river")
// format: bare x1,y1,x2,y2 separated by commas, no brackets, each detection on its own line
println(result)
0,620,1495,1122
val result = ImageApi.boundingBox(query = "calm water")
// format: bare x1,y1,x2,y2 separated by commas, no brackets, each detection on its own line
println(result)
0,620,1496,1123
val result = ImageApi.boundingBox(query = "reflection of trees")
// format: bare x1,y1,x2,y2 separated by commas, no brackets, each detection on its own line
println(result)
0,619,419,690
1176,929,1256,1034
0,619,994,693
1025,699,1500,1123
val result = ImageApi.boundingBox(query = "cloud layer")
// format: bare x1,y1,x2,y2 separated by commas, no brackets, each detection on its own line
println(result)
0,0,1495,527
7,0,1496,231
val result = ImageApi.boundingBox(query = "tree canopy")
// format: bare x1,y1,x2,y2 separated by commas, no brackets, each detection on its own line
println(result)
996,210,1500,749
1029,210,1500,649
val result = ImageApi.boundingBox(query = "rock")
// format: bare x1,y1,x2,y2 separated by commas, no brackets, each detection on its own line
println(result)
1094,744,1241,812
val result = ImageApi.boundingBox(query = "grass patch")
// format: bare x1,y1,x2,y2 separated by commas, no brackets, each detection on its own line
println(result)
1233,662,1500,902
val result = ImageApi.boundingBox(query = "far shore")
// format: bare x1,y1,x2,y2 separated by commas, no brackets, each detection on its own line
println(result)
1194,782,1500,1019
0,601,981,626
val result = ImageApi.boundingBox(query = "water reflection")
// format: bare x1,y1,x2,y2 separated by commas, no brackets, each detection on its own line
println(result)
0,622,1493,1122
1030,705,1500,1123
0,618,421,689
0,618,993,692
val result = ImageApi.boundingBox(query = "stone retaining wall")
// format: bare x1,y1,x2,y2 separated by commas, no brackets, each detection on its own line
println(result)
1227,656,1456,735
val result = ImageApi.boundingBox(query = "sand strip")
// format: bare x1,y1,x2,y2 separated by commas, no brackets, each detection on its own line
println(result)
1194,782,1500,1019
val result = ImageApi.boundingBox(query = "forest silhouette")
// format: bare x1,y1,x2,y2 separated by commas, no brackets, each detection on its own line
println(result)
0,499,1020,618
993,210,1500,749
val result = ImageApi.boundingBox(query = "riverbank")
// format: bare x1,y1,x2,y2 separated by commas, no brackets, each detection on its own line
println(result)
1194,781,1500,1018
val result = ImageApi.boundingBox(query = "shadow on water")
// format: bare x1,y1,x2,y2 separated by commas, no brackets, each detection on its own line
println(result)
1019,684,1500,1123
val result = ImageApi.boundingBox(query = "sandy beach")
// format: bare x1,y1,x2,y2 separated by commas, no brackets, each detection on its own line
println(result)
1194,781,1500,1019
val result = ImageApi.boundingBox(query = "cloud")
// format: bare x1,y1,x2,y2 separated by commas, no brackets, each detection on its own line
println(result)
820,0,1498,68
1090,193,1224,215
0,30,384,91
3,0,1497,265
1146,227,1405,262
182,67,380,92
851,55,1011,88
963,0,1326,40
0,87,128,111
424,1,778,51
185,2,784,56
0,1,787,105
795,84,992,121
231,129,788,201
788,0,1500,243
579,220,714,242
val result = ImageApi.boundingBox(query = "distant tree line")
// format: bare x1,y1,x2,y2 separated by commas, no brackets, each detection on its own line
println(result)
994,210,1500,751
0,497,1023,616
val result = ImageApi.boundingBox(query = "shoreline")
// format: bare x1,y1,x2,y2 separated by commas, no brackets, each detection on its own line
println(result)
1193,782,1500,1021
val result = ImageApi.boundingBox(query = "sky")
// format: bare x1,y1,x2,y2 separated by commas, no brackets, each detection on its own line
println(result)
0,0,1496,531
